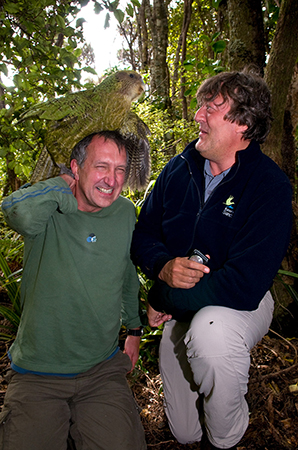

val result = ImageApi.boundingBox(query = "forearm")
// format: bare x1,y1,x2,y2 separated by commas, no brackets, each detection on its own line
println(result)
1,177,77,237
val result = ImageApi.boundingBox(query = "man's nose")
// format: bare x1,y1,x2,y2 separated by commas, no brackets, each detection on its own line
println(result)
194,106,205,123
104,170,116,186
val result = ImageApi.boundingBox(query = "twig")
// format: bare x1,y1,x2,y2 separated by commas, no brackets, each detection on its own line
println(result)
261,362,298,380
269,327,298,363
147,440,175,447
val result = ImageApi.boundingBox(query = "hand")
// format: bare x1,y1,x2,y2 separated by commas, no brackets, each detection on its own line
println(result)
158,257,210,289
123,335,141,372
147,304,172,328
60,173,76,195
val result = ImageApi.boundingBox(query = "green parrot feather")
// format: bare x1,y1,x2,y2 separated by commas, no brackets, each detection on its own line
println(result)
21,71,150,190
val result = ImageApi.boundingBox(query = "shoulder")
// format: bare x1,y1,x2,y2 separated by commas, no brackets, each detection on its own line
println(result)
118,195,135,209
239,142,291,188
112,196,136,219
258,152,291,189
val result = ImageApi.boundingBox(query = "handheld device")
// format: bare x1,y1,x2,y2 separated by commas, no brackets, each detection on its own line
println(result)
188,249,209,265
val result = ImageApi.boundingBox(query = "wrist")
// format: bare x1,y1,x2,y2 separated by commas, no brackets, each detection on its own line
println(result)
127,327,143,337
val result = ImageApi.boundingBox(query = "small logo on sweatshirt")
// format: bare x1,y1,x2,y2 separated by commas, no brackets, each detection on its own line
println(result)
222,195,235,218
87,233,97,243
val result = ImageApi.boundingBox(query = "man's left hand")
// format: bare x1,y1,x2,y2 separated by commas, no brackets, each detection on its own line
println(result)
147,304,172,327
123,335,141,372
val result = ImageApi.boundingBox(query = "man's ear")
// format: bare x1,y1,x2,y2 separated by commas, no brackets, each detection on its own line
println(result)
236,123,248,135
70,159,79,180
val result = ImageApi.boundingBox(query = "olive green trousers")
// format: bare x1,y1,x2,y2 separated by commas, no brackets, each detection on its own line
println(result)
0,351,146,450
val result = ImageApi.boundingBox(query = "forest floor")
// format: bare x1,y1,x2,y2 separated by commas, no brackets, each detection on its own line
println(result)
0,307,297,449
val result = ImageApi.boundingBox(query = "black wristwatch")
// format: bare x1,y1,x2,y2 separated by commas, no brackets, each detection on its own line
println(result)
127,328,143,337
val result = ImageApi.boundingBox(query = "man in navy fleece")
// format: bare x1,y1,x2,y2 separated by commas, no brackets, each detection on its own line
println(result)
131,70,292,450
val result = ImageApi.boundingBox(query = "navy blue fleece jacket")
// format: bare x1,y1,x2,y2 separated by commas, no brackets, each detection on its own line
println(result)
131,139,293,320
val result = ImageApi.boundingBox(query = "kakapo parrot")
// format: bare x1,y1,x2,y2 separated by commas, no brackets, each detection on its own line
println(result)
21,70,150,190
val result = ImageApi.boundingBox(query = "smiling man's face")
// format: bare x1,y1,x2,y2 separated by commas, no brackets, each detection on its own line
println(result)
71,135,127,212
193,94,249,174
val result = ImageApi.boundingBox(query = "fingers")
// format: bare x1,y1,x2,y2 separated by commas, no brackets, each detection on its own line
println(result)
159,257,209,288
147,305,172,328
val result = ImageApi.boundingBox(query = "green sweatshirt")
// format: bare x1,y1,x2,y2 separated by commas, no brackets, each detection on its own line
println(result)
1,177,141,374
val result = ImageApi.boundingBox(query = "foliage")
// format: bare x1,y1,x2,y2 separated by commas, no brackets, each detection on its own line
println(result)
0,0,97,195
0,237,23,342
123,100,200,208
275,270,298,308
168,0,228,107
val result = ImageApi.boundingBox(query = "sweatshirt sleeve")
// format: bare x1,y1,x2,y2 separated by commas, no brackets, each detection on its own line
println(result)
121,257,142,329
1,177,78,238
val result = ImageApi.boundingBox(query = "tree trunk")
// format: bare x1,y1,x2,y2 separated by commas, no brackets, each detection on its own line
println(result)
181,0,194,120
262,0,298,294
145,0,170,109
225,0,298,308
263,0,298,167
227,0,265,73
135,0,149,72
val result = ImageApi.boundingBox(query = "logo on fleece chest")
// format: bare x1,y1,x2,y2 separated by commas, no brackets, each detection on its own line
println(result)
222,195,235,218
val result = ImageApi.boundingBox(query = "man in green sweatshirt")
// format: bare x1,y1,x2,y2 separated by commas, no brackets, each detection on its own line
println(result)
0,130,146,450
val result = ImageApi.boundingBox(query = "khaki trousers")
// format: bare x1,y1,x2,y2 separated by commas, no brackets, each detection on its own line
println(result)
159,291,274,449
0,351,146,450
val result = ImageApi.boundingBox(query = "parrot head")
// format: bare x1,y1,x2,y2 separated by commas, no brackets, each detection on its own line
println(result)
98,70,146,102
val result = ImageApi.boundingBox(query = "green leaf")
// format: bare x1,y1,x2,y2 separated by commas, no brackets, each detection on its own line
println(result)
0,63,8,76
73,48,82,57
212,40,226,54
4,3,21,14
76,17,86,28
212,0,222,9
126,4,134,17
183,63,195,72
56,15,65,29
94,2,104,14
104,12,110,29
211,32,221,42
67,37,78,49
110,0,120,10
114,9,124,24
131,0,141,6
184,87,194,96
14,163,23,175
278,270,298,279
190,97,198,109
13,74,23,88
200,34,210,43
83,66,97,74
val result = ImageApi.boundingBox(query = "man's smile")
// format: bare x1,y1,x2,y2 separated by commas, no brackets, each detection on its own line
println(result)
96,186,113,194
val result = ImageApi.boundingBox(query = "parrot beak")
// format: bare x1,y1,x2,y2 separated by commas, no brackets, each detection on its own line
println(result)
133,82,145,102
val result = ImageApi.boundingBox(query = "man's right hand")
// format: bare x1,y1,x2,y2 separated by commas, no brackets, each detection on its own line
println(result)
158,257,210,289
60,174,76,196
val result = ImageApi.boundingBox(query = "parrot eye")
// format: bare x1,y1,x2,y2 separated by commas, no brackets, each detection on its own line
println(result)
129,74,135,78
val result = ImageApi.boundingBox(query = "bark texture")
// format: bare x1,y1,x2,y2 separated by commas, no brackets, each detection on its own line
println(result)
227,0,265,72
263,0,298,167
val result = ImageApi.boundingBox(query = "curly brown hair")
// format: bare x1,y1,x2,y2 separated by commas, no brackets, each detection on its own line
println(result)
196,70,272,143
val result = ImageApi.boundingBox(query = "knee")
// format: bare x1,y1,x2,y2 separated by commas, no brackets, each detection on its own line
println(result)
185,307,229,358
167,416,202,445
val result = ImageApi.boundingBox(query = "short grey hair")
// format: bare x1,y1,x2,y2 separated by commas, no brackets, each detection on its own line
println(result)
70,130,129,168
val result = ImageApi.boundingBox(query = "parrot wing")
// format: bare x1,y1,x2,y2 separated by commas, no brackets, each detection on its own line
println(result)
23,71,151,190
119,112,151,190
